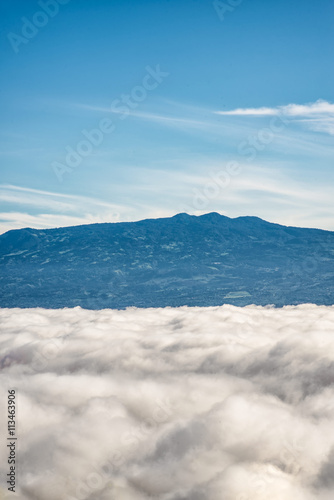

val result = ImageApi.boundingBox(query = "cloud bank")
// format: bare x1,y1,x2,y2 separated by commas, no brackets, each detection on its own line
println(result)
1,304,334,499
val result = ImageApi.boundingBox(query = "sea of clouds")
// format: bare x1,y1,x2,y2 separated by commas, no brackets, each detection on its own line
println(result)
1,304,334,500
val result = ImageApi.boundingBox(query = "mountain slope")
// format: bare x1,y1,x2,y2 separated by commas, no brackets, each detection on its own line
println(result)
0,213,333,308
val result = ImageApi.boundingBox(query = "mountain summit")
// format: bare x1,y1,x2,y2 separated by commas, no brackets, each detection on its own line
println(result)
0,213,333,309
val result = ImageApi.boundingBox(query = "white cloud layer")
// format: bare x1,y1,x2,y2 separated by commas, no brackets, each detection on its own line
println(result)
1,304,334,499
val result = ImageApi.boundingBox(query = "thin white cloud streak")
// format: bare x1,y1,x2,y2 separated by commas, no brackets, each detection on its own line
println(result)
0,184,123,210
216,100,334,117
293,118,334,136
0,185,129,234
1,305,334,499
0,212,123,232
215,100,334,136
128,110,208,128
217,107,279,116
75,102,213,129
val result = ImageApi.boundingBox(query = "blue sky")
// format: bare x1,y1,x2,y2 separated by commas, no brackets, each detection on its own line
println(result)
0,0,333,233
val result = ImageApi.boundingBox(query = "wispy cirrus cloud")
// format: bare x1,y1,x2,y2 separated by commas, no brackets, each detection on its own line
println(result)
215,99,334,116
0,184,124,212
72,101,215,130
215,99,334,135
0,185,127,234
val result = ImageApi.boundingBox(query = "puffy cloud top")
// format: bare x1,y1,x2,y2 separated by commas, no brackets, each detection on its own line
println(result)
1,304,334,499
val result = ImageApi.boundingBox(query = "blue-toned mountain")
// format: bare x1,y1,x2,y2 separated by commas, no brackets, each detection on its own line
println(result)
1,213,333,308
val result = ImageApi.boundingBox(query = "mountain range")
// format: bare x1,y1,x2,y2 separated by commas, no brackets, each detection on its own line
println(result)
0,212,333,309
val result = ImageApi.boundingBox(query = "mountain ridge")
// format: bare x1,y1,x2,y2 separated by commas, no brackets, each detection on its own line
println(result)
0,213,333,309
2,212,332,235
